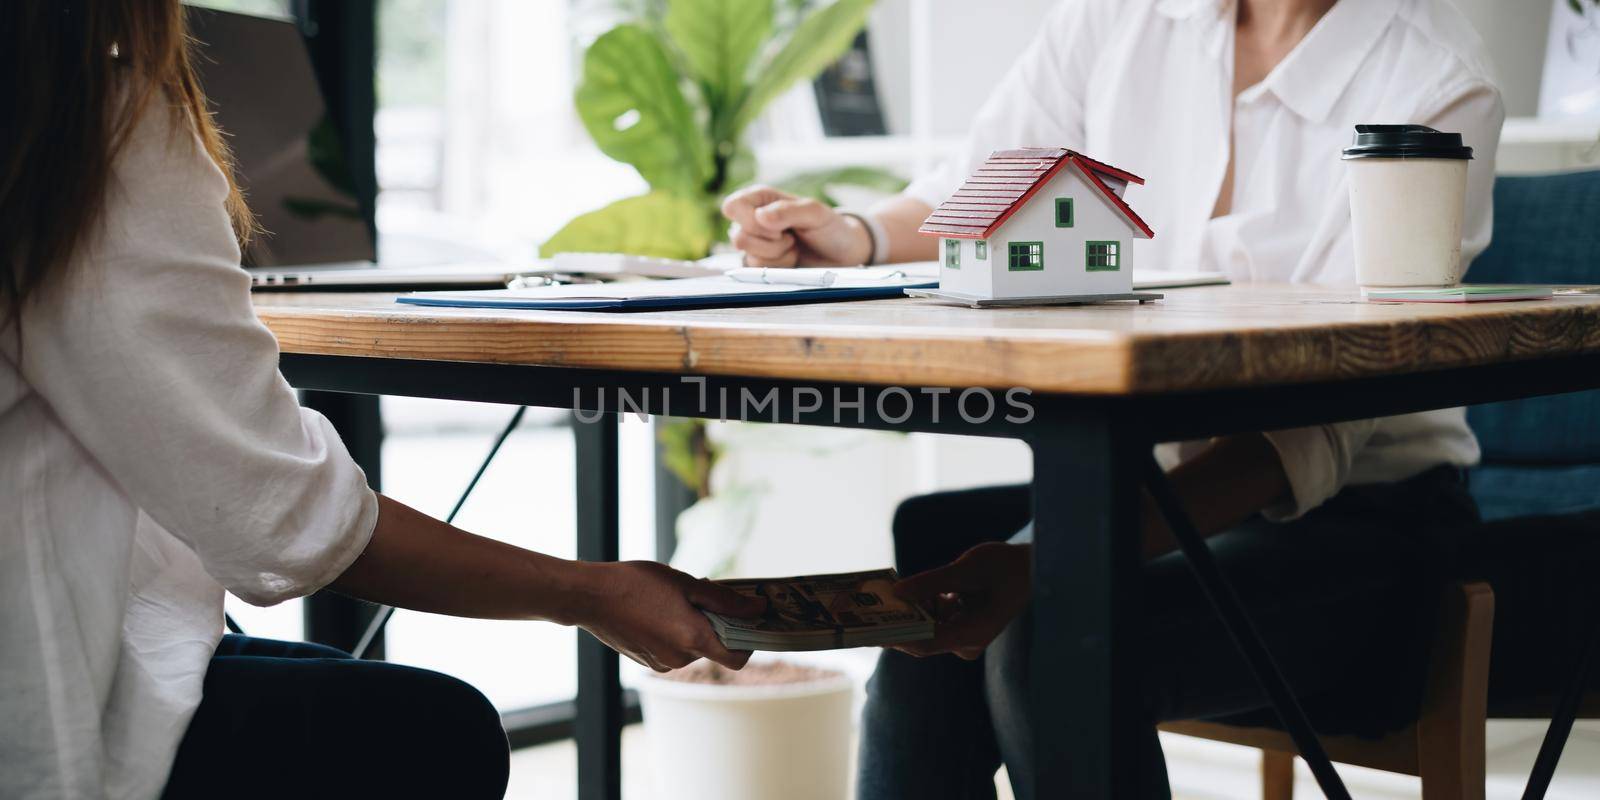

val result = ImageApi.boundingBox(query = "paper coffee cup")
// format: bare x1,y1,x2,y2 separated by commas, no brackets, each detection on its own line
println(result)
1344,125,1473,288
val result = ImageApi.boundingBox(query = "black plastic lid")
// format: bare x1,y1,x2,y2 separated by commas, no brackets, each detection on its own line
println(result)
1341,125,1473,160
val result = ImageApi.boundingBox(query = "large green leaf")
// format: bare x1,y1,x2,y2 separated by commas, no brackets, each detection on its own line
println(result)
575,24,712,195
732,0,874,133
665,0,772,108
541,192,715,260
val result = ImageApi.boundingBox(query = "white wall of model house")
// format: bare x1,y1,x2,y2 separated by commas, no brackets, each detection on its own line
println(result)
937,168,1141,300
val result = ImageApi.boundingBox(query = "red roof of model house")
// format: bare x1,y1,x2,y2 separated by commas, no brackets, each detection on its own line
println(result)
918,148,1155,240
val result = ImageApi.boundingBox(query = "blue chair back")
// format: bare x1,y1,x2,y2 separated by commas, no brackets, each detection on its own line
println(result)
1465,170,1600,520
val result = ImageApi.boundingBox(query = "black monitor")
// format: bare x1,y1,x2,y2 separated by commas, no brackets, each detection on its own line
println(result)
186,5,375,266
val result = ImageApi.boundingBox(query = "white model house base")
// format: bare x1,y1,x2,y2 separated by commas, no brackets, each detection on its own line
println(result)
904,288,1163,308
918,147,1157,304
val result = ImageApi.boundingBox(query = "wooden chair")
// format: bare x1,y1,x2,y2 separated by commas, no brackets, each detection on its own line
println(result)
1161,169,1600,798
1159,581,1495,800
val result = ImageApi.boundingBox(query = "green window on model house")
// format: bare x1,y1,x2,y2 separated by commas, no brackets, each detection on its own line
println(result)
1055,198,1074,227
1086,240,1121,271
1007,241,1044,271
975,240,988,260
945,239,960,269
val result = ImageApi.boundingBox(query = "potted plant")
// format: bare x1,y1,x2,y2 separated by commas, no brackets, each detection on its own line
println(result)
644,418,930,799
555,0,907,595
553,2,897,796
552,0,908,594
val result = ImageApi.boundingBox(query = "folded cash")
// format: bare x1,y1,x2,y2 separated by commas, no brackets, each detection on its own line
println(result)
703,569,935,652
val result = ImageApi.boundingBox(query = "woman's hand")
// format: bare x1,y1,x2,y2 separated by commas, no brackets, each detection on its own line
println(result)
891,543,1032,660
574,561,768,672
328,498,765,673
721,185,873,267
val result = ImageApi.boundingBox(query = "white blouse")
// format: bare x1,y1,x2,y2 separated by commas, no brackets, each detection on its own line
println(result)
1,103,378,799
908,0,1504,517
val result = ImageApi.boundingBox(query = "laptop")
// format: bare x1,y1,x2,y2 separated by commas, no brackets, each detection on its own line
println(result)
187,7,521,290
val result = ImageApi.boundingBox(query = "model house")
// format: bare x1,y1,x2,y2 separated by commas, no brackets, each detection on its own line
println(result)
918,147,1155,302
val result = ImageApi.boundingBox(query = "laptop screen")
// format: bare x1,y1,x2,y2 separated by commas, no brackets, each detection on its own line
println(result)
187,6,375,267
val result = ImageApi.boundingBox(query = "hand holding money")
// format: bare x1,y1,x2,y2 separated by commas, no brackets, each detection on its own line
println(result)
578,561,767,671
701,569,936,652
889,542,1033,660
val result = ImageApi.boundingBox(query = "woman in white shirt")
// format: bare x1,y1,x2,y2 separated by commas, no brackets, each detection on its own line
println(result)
724,0,1502,796
0,4,762,799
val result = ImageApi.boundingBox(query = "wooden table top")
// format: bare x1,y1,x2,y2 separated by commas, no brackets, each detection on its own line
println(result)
253,284,1600,396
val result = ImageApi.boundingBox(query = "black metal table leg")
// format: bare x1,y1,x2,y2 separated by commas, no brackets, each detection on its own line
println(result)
1141,455,1352,800
1028,409,1144,797
574,412,623,800
1521,591,1600,800
300,391,387,657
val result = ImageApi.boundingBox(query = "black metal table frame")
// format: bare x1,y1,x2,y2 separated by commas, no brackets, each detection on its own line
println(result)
281,349,1600,800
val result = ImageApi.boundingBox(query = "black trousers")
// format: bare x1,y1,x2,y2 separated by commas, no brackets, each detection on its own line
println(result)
857,467,1480,800
161,635,509,800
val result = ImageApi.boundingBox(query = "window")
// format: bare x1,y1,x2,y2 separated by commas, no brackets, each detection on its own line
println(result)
1055,198,1074,228
1086,240,1121,271
369,0,644,259
1007,241,1044,271
975,240,988,260
945,239,961,269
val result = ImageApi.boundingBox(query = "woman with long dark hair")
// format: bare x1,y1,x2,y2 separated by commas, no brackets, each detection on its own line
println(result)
0,4,761,798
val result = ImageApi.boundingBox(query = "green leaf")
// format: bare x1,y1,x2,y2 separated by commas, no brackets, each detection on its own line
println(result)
656,417,718,497
774,166,907,207
733,0,874,133
541,192,715,260
665,0,773,108
575,24,712,195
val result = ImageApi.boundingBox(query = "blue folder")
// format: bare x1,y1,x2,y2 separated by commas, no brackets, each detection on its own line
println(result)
397,272,938,312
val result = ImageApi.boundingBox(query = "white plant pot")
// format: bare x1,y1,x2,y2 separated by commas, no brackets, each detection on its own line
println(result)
637,669,855,800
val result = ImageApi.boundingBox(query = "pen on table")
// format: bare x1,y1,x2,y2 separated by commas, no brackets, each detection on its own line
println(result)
506,273,602,289
726,267,837,287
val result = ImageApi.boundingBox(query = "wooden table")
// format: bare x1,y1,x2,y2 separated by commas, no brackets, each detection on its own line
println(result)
256,284,1600,799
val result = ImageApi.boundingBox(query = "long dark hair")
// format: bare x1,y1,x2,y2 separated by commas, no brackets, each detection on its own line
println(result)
0,0,254,326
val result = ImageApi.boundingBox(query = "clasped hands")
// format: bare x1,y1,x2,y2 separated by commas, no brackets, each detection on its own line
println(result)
721,185,874,268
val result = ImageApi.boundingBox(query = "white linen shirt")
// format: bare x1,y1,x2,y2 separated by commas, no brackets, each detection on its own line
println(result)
1,103,379,799
908,0,1504,518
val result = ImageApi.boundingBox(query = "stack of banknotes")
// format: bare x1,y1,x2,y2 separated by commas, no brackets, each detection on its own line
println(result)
703,569,935,652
